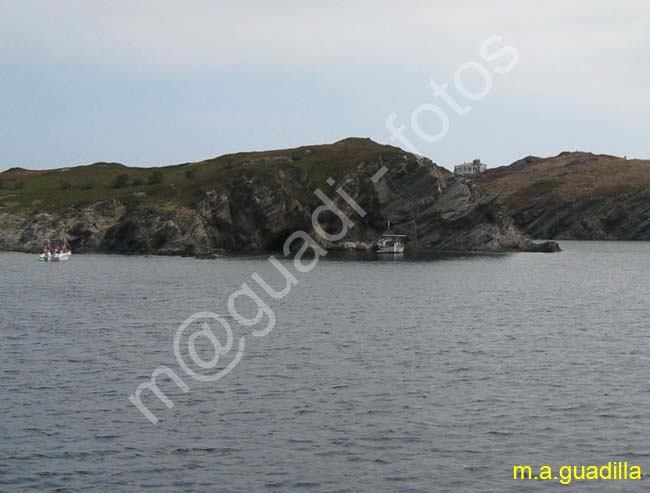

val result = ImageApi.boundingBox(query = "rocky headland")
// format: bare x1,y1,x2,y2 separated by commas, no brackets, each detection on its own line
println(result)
0,138,559,256
478,151,650,240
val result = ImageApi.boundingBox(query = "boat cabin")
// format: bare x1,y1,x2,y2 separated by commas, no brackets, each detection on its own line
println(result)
376,234,408,254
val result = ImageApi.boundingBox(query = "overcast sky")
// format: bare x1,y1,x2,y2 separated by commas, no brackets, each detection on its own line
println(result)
1,0,648,170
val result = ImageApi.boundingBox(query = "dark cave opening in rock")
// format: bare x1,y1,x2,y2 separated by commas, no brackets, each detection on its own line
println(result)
266,228,304,252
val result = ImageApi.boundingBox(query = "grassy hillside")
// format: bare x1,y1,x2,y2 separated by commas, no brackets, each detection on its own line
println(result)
478,152,650,207
0,138,405,215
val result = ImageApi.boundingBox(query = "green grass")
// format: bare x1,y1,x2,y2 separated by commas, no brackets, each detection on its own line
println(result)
0,138,405,215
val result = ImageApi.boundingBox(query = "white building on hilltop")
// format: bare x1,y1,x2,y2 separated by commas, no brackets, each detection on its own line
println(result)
454,159,487,175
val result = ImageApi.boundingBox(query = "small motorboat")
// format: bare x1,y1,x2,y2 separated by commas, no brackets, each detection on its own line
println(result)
39,237,72,262
376,234,407,254
40,251,72,262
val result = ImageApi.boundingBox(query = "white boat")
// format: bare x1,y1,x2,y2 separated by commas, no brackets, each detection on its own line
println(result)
39,251,72,262
376,234,407,254
39,237,72,261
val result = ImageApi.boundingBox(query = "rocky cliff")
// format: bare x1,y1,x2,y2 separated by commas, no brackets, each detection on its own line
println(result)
478,151,650,240
0,138,557,255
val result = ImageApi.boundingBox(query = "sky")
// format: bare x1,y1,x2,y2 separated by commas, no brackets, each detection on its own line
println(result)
1,0,649,171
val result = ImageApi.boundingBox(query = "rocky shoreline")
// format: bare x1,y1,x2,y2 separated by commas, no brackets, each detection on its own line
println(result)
478,151,650,241
0,139,560,256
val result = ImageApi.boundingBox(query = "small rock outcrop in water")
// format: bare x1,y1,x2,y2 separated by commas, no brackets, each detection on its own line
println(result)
0,138,556,255
524,241,561,253
478,151,650,240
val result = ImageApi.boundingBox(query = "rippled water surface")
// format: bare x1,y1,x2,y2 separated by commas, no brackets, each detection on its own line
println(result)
1,242,650,492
